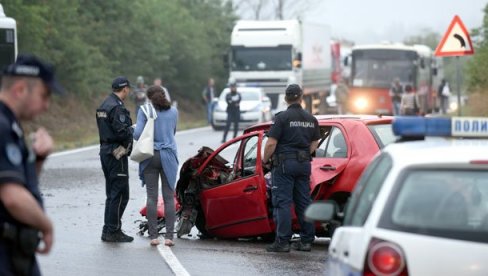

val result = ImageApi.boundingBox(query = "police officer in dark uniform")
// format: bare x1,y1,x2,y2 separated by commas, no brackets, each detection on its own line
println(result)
221,81,241,143
0,55,64,275
96,76,134,242
263,84,320,252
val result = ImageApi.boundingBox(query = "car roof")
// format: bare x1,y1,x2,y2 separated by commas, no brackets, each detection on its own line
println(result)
244,114,393,134
384,138,488,166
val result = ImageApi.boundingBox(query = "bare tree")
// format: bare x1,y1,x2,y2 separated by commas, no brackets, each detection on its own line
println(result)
233,0,322,20
272,0,322,20
234,0,267,20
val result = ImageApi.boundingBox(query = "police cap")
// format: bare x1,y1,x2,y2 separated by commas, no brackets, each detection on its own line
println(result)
285,84,303,98
112,76,131,90
3,54,65,94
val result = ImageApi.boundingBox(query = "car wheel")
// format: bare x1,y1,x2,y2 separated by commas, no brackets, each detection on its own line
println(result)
211,121,223,131
195,210,213,239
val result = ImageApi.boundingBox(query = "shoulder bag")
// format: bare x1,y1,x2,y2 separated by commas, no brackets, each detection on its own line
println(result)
130,103,157,162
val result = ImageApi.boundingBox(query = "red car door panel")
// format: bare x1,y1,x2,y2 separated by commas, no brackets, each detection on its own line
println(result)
200,175,270,237
310,158,349,193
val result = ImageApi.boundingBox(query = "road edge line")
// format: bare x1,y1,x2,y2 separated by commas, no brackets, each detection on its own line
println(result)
49,126,211,158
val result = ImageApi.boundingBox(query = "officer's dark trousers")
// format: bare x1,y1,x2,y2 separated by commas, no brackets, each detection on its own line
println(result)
0,243,41,276
100,153,129,234
271,158,315,244
222,111,239,142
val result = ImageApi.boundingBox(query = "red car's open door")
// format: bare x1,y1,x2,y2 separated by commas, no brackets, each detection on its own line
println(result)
199,132,272,238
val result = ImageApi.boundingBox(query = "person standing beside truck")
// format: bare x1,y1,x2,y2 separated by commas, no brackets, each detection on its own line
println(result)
132,76,147,116
202,78,215,125
389,78,403,116
0,54,63,276
335,78,349,114
221,81,241,143
153,77,171,102
262,84,321,253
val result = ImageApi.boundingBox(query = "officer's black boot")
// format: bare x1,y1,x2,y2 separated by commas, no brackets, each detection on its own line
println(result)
266,241,290,253
291,241,312,252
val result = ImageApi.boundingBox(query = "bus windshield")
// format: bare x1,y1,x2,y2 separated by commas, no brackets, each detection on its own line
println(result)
231,45,292,71
352,49,417,88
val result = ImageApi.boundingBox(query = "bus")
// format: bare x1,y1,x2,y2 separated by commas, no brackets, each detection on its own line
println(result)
0,4,16,71
347,43,437,115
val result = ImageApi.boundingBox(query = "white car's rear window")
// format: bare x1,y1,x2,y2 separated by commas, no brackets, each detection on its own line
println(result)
380,169,488,243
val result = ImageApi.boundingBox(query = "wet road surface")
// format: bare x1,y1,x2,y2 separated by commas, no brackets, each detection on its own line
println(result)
37,126,329,275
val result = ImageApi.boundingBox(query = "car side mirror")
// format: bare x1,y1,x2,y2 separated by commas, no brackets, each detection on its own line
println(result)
305,201,336,223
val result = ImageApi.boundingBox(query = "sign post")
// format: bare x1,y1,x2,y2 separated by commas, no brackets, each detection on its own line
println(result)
434,15,474,116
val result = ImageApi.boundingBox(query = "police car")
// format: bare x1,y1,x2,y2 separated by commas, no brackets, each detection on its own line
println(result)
306,116,488,276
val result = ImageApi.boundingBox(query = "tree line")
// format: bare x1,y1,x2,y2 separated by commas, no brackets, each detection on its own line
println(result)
3,0,236,100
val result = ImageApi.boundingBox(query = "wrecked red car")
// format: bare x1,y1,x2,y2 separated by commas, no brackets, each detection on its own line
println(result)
174,115,396,239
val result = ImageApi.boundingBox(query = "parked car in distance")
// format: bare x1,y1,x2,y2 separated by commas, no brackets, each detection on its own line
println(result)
174,115,396,239
211,87,272,130
306,116,488,276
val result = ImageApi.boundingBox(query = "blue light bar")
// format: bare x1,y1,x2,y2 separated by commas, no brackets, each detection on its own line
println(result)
393,116,451,137
393,117,488,138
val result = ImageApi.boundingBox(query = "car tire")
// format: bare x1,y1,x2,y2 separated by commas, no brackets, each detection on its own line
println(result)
211,121,223,131
195,209,213,239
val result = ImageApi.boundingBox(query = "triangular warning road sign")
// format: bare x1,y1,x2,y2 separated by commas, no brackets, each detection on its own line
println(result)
435,15,474,57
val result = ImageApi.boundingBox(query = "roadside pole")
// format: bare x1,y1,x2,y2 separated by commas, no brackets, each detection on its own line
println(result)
456,56,462,116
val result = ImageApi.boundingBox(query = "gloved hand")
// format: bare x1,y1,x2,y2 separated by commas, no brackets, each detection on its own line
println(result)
112,145,128,160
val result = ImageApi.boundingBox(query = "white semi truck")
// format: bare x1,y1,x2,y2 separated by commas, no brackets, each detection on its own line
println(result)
227,20,332,114
0,5,16,70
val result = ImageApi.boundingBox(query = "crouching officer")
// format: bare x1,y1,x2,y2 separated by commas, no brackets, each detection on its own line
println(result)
96,76,134,242
263,84,320,252
0,55,64,275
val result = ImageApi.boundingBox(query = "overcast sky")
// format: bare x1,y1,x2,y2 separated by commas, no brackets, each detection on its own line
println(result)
306,0,487,44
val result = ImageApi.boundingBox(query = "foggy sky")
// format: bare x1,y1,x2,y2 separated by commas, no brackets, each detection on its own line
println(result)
235,0,487,44
308,0,486,43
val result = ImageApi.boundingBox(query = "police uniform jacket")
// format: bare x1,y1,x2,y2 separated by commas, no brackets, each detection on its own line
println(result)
225,91,241,114
96,93,133,153
0,102,43,259
268,103,321,155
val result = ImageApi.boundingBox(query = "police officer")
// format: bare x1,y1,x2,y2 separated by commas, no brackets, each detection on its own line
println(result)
263,84,320,252
221,81,241,143
96,76,134,242
0,55,64,275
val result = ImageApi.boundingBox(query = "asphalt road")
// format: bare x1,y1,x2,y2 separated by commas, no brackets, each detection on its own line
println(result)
37,126,328,275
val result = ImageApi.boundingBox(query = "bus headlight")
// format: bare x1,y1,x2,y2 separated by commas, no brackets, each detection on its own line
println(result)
354,98,368,110
450,101,458,111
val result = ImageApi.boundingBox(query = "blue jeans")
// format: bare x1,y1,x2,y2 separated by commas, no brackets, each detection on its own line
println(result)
392,101,401,116
271,158,315,244
207,102,214,124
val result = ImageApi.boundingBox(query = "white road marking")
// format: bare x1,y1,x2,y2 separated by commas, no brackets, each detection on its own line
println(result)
48,126,206,275
49,126,211,158
157,241,191,276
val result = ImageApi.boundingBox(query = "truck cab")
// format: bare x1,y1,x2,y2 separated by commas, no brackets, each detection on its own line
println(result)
228,20,331,115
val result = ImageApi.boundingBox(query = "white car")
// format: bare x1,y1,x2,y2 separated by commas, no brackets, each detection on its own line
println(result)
306,116,488,276
211,87,272,130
